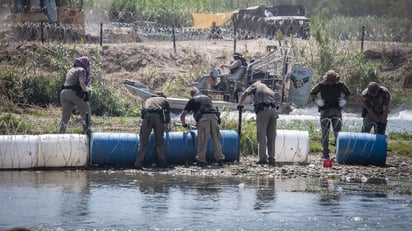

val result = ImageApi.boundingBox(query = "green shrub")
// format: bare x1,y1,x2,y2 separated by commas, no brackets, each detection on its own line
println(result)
0,113,30,134
22,75,62,107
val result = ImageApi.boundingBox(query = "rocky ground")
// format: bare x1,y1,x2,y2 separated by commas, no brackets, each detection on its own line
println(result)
124,155,412,183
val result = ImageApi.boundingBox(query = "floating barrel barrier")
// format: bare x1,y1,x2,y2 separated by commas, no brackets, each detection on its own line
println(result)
275,130,310,163
90,133,139,166
38,134,88,168
0,135,39,169
336,132,387,166
1,130,240,169
90,130,240,166
144,131,196,164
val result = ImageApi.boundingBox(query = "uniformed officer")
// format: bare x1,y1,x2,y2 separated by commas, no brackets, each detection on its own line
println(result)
59,56,91,134
180,87,225,166
238,81,278,166
361,82,390,135
134,92,171,169
310,70,351,160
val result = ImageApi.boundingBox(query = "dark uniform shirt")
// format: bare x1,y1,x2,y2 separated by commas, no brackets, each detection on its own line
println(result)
310,81,351,111
184,94,216,114
361,86,390,116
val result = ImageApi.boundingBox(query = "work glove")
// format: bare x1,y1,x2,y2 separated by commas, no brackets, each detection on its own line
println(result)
339,98,347,107
83,91,89,102
237,105,244,111
315,98,325,107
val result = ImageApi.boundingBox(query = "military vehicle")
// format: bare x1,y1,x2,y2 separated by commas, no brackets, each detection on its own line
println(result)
232,5,310,39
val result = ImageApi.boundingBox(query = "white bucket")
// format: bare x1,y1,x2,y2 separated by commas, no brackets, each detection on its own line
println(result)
275,130,310,163
0,135,39,169
38,134,88,167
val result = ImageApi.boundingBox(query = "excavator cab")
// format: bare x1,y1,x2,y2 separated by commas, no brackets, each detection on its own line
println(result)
7,0,84,24
3,0,85,41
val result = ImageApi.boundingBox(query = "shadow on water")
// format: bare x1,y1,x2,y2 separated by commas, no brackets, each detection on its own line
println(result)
1,170,411,230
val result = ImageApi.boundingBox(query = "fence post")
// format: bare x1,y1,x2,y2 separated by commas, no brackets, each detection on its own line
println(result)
361,26,365,52
100,23,103,46
40,22,44,43
233,23,237,52
172,27,176,53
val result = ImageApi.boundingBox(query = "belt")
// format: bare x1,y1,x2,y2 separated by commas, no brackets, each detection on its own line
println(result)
62,85,80,90
146,109,162,114
263,106,276,111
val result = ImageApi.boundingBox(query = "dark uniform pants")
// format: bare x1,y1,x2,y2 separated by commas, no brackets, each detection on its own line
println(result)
135,114,166,167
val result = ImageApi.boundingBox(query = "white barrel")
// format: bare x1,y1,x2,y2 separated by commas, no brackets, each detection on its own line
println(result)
38,134,88,167
0,135,39,169
275,130,310,163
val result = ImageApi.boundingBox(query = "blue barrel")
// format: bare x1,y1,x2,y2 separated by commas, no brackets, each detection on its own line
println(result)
143,131,196,164
90,130,240,166
90,133,139,165
191,130,240,162
336,132,387,166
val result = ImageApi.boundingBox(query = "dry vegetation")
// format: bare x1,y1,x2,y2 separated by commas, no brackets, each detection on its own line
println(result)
1,38,411,116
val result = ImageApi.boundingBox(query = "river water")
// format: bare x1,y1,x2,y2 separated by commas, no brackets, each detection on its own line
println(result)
1,170,411,231
281,108,412,133
1,109,412,230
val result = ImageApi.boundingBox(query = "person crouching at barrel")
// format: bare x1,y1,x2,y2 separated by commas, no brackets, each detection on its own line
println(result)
58,56,92,134
361,82,391,135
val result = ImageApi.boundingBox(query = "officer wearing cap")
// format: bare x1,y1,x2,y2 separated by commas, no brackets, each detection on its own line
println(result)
238,80,278,166
310,70,351,160
135,91,171,169
361,82,390,134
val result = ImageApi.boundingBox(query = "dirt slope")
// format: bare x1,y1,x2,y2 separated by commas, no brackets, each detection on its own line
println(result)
0,39,411,110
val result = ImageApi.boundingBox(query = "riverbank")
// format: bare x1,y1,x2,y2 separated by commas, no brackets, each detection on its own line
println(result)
125,155,412,184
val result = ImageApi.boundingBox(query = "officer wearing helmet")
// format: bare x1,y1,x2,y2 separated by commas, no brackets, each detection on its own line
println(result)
310,70,351,160
222,52,247,74
361,82,390,134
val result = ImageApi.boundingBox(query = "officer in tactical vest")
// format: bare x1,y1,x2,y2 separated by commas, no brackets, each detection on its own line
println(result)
238,81,278,166
134,92,171,169
180,87,225,166
310,70,351,160
361,82,390,135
